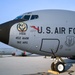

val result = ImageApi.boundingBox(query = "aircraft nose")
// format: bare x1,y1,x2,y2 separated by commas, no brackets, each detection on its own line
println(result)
0,23,10,44
0,19,25,44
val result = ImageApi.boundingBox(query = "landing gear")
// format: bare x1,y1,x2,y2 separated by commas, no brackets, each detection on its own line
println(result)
54,62,65,73
51,57,65,73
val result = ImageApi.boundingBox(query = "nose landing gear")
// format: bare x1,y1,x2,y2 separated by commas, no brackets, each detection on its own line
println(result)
51,57,65,73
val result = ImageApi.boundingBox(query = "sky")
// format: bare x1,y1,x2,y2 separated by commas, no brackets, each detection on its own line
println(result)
0,0,75,48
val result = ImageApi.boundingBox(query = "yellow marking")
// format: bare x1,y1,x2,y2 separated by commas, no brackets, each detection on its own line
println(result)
48,70,59,74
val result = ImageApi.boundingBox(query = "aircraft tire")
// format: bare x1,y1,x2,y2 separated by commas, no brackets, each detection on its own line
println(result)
54,62,65,73
51,62,55,71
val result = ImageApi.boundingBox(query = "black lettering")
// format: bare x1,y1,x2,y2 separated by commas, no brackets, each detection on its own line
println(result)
73,28,75,34
16,37,21,39
22,41,28,44
59,27,65,34
55,27,65,34
46,27,51,34
19,33,26,35
38,27,42,33
17,41,21,44
62,27,66,34
55,27,58,34
22,37,29,40
69,28,72,34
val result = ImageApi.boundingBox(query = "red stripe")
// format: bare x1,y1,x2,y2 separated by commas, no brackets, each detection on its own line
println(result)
31,26,39,31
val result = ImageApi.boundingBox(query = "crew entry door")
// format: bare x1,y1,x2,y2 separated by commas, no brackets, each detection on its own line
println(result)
40,39,60,53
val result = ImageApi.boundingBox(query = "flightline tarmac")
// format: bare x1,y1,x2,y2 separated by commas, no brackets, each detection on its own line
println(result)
0,55,75,75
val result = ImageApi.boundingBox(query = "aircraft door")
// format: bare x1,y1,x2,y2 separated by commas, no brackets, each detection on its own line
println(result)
40,39,60,53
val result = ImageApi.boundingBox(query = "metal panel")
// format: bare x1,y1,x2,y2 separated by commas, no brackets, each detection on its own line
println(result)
40,39,60,53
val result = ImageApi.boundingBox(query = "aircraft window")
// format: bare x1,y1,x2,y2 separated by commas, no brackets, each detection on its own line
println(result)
31,15,38,20
23,15,30,21
15,15,23,19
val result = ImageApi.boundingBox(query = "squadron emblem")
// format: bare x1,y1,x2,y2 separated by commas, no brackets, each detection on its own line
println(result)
17,22,28,32
65,36,75,47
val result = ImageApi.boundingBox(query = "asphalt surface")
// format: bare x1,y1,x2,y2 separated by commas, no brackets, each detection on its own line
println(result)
0,55,75,75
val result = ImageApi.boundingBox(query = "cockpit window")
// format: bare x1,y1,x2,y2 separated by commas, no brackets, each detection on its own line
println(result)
15,14,39,21
23,15,30,21
15,15,23,19
31,15,38,20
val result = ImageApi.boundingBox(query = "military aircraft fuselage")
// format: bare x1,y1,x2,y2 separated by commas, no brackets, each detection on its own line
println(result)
0,10,75,57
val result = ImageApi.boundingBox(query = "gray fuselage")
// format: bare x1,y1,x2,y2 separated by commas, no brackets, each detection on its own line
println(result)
1,10,75,57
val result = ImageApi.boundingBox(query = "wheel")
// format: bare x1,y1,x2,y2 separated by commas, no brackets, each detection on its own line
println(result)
51,62,55,71
55,62,65,73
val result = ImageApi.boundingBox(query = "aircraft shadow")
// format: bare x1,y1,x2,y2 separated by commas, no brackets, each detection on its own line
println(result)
64,58,75,71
